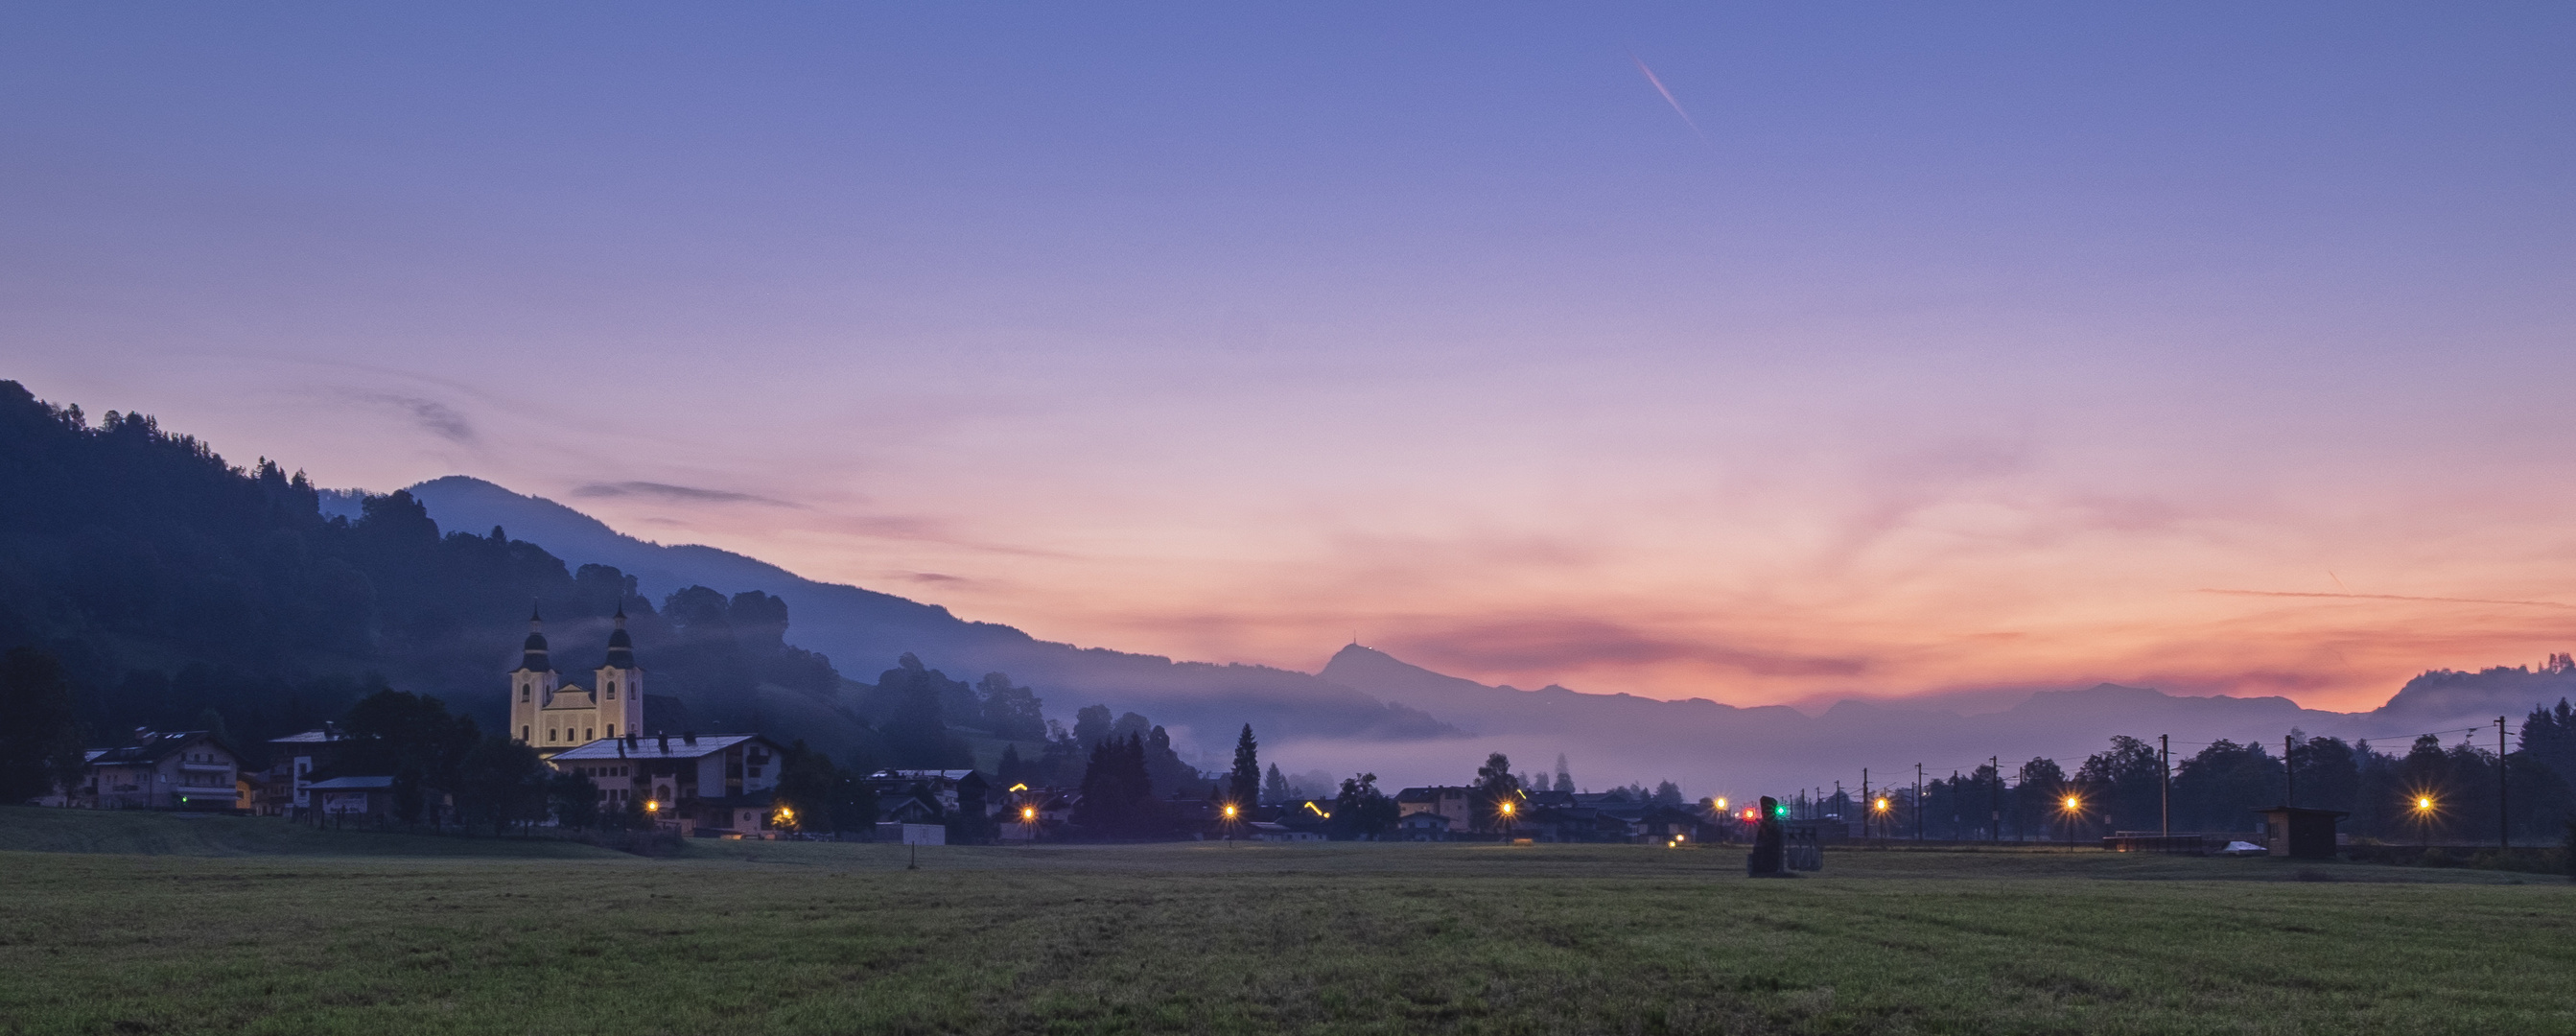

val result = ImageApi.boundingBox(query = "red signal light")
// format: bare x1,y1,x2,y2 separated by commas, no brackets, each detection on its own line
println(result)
1739,808,1758,822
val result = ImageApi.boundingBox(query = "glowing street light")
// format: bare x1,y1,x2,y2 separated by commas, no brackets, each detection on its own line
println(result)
1020,805,1038,822
2058,794,2084,851
1223,803,1239,820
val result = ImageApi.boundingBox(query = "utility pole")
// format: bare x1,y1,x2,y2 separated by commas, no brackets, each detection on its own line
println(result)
1989,756,2001,845
1915,763,1924,843
2499,716,2510,852
2159,735,2169,839
1862,769,1870,841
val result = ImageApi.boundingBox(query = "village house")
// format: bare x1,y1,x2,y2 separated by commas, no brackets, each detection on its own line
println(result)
74,730,246,812
1394,785,1474,829
547,732,785,837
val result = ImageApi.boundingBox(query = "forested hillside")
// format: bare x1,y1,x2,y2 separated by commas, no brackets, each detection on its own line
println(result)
0,381,843,751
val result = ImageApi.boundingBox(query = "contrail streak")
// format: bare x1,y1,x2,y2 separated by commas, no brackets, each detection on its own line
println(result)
2198,588,2576,610
1630,56,1704,139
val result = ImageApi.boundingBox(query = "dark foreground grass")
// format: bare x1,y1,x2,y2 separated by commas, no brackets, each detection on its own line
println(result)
1,812,2570,1035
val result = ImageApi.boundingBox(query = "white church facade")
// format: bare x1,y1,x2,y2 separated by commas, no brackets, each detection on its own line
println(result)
508,606,644,754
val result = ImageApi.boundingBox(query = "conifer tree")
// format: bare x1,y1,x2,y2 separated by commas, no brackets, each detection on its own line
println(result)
1228,724,1260,809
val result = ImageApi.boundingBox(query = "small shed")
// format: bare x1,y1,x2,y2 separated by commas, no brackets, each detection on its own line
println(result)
2250,806,2348,859
307,775,398,821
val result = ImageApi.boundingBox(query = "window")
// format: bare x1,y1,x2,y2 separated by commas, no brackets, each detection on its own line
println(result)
606,723,616,739
548,729,557,742
521,683,530,702
605,682,616,699
522,725,531,742
584,728,594,742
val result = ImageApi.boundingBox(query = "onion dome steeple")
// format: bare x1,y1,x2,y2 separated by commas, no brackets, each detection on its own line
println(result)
521,603,551,671
603,603,637,669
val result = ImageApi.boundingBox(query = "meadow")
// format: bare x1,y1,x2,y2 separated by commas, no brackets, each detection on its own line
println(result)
0,809,2568,1035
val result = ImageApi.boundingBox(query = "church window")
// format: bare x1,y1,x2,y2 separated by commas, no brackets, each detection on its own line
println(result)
585,728,595,742
606,682,616,699
548,729,557,742
522,725,530,742
607,723,616,739
521,683,530,702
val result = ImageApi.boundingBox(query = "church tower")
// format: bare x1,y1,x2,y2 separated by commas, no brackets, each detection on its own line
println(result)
593,605,645,742
508,605,559,745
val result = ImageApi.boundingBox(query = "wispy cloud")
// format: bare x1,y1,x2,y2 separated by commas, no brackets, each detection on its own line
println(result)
572,481,799,507
1399,618,1866,678
2199,588,2576,610
1630,56,1705,139
366,393,475,443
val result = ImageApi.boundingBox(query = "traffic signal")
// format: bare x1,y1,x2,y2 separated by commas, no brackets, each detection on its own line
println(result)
1772,803,1790,818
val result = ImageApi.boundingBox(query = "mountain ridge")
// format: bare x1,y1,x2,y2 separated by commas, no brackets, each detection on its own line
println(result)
400,477,2576,791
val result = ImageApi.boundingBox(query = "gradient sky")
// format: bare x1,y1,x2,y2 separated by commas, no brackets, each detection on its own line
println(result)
7,4,2575,712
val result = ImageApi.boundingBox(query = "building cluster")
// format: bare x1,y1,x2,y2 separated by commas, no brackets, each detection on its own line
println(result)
35,611,1733,846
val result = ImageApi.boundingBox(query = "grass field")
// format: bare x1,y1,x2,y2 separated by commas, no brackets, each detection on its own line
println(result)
1,809,2570,1035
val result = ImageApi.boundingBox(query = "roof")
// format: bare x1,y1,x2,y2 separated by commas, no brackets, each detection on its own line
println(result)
1395,786,1467,802
89,731,227,766
549,734,776,762
872,769,977,781
269,728,345,745
307,775,397,790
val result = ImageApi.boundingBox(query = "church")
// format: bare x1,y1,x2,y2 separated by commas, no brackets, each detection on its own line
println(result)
507,606,788,837
508,606,644,754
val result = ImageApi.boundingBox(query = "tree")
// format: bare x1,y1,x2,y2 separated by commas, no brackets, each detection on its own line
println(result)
456,736,550,835
1072,705,1113,747
0,647,86,804
2016,757,2068,839
865,656,972,768
1472,752,1521,833
1330,773,1399,840
995,743,1032,789
949,771,993,844
832,764,879,835
1652,781,1683,808
1075,733,1156,838
548,769,600,830
1553,754,1575,793
338,689,479,793
1228,724,1261,810
975,672,1046,741
773,740,839,834
1262,763,1291,805
2077,736,2164,834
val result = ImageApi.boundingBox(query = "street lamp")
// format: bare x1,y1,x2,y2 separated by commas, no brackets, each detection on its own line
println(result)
1872,797,1890,845
2413,793,2437,852
2059,794,2083,851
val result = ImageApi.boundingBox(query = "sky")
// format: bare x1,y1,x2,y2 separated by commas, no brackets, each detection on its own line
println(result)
6,4,2575,713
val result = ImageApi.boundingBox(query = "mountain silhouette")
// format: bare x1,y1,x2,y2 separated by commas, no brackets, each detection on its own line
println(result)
399,478,2571,792
398,477,1455,750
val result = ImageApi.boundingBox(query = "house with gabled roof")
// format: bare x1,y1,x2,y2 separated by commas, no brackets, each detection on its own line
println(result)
79,730,245,812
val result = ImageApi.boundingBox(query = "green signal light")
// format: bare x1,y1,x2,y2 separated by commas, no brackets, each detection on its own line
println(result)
1773,805,1789,817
